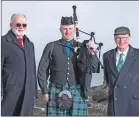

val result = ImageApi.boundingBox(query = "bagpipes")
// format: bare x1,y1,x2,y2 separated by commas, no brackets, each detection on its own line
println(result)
72,5,104,72
58,5,104,100
72,5,104,100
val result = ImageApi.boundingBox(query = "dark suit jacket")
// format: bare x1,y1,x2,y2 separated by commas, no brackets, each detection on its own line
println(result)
103,45,139,116
1,30,37,116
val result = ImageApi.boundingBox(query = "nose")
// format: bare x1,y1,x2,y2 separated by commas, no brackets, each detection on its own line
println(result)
19,25,24,28
66,29,71,35
65,29,69,35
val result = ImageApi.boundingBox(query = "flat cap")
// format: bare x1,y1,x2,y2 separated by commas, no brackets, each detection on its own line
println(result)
114,26,130,35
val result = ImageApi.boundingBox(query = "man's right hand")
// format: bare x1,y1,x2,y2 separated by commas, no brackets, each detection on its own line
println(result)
42,94,49,103
1,96,3,102
103,80,107,88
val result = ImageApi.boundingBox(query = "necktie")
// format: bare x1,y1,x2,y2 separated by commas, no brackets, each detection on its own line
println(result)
117,53,124,72
65,41,71,56
18,37,24,47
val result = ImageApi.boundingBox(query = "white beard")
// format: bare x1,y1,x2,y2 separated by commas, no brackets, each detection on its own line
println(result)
12,28,26,37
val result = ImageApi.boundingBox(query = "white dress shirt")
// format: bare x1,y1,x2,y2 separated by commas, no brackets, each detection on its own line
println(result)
116,47,129,66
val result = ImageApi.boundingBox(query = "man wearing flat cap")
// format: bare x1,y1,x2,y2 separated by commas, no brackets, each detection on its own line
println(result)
103,26,139,116
37,16,99,116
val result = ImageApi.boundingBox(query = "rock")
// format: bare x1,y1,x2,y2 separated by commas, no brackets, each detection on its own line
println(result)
89,85,108,102
33,92,46,116
87,85,108,115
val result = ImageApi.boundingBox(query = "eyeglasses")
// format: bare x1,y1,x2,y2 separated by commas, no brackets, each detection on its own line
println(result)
16,23,27,27
115,37,129,41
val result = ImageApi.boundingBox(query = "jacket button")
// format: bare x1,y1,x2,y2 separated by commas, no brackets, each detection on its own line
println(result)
115,86,118,88
115,98,117,100
124,86,126,88
68,62,69,64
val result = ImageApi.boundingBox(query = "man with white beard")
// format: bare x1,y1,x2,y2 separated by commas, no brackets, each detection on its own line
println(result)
1,14,37,116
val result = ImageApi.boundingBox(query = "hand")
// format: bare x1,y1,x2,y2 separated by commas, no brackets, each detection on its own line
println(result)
1,96,3,102
87,40,96,54
103,80,107,88
42,94,49,103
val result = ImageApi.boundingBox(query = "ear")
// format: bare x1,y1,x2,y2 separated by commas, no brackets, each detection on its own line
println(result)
10,23,12,28
59,27,62,33
129,36,131,41
74,26,77,31
114,36,117,43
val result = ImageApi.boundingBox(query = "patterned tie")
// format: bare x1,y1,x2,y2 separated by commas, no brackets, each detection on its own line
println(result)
117,53,124,72
65,41,71,56
18,37,24,47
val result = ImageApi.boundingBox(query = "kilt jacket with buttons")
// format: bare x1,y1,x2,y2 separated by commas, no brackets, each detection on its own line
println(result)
103,45,139,116
37,38,99,95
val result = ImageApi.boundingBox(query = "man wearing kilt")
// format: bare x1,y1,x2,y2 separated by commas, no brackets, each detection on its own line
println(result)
37,16,98,116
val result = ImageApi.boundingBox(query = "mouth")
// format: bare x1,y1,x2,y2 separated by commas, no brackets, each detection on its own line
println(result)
119,43,127,47
66,34,72,37
19,29,24,31
18,30,24,32
119,43,124,46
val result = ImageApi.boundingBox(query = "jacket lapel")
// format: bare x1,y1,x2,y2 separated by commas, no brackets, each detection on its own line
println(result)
116,45,136,85
109,48,119,78
59,39,66,57
23,35,29,51
6,30,24,51
69,39,77,57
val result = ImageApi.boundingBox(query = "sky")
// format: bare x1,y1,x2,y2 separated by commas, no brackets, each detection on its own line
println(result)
1,1,139,86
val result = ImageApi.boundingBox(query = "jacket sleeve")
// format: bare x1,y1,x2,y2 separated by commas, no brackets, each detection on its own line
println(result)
103,53,109,84
32,44,38,98
91,54,99,73
37,42,54,94
1,47,4,97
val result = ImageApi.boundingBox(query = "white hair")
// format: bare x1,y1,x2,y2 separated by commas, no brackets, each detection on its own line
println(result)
10,13,27,23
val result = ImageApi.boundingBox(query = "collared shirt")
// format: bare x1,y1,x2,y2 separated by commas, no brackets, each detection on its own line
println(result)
116,47,129,66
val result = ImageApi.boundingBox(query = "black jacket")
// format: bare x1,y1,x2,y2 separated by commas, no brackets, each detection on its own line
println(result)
37,39,99,95
1,30,37,116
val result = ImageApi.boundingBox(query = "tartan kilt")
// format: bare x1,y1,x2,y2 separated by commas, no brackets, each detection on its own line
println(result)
47,82,88,116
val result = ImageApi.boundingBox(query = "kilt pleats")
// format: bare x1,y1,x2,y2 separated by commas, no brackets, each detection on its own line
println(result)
47,82,88,116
